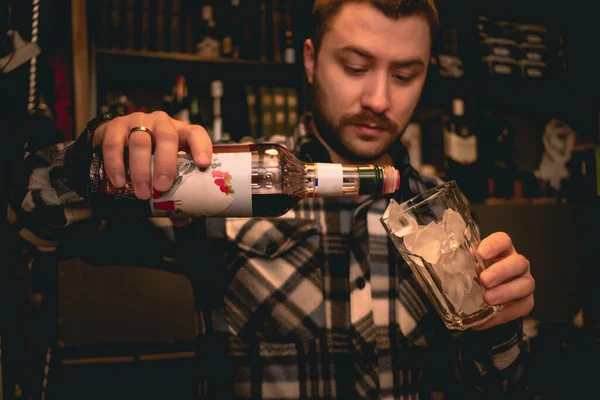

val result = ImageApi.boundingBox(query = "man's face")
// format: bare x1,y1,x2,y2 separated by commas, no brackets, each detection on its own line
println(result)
304,3,432,162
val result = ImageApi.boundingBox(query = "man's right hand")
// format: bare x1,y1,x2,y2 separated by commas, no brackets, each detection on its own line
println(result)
92,111,213,200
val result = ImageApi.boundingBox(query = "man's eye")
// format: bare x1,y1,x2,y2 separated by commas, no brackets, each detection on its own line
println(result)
344,65,367,75
393,73,413,82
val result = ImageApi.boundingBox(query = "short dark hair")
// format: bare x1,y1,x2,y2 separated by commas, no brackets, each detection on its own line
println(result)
311,0,440,54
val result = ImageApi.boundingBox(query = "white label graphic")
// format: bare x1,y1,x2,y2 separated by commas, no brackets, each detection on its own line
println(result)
150,152,252,217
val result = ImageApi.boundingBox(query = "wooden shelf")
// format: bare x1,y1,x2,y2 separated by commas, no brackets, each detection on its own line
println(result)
94,47,305,93
95,48,297,67
482,197,562,205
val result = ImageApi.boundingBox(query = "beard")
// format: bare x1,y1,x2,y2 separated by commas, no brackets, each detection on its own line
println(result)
311,73,402,162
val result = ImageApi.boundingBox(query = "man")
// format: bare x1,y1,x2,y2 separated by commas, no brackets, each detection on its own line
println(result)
9,0,534,398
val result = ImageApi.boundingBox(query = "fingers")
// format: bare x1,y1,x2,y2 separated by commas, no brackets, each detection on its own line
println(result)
96,111,213,200
477,232,516,263
470,232,535,331
151,113,179,192
100,117,129,188
171,119,213,167
471,294,534,331
479,253,530,289
128,125,154,199
482,274,535,306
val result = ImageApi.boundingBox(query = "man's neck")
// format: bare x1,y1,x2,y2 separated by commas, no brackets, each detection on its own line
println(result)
310,120,394,166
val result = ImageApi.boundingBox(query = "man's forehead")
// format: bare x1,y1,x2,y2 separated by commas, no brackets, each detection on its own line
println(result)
325,3,431,60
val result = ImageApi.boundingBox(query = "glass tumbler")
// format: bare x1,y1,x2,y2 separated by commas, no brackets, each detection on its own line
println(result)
381,180,502,330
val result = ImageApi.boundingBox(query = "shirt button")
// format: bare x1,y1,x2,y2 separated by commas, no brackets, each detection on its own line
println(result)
355,277,366,290
266,242,278,256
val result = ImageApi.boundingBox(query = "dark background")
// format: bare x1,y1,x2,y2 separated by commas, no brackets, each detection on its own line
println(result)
1,1,598,399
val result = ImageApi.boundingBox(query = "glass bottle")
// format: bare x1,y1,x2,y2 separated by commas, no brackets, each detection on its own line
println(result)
443,97,486,202
221,0,241,59
195,2,220,58
170,75,191,123
88,143,400,218
444,98,477,166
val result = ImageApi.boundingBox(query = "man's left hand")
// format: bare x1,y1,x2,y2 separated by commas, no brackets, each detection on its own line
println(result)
472,232,535,330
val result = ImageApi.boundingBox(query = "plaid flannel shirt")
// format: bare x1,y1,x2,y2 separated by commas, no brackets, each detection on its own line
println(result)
9,113,530,399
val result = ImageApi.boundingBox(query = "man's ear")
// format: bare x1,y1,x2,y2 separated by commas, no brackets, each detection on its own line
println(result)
303,38,316,84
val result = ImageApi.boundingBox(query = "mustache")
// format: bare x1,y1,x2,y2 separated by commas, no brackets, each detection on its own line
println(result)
340,111,398,133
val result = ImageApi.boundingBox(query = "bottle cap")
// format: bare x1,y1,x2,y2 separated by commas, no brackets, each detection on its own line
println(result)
382,166,401,194
211,80,223,97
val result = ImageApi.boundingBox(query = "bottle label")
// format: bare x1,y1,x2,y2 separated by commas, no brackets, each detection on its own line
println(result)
197,37,220,58
284,48,296,64
315,163,343,196
222,36,232,55
445,130,478,165
150,152,252,217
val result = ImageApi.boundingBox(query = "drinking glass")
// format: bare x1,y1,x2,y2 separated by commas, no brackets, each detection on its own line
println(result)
381,180,502,330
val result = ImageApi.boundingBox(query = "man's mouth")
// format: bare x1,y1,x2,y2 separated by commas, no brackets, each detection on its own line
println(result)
353,124,385,136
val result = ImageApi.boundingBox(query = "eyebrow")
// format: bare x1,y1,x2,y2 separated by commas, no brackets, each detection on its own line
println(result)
337,45,425,69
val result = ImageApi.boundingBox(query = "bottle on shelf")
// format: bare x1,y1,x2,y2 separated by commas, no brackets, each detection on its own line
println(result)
443,98,477,166
189,95,204,126
195,2,220,58
220,0,241,59
443,98,486,202
106,94,135,116
88,143,401,218
281,0,296,64
211,80,223,142
480,115,518,202
171,75,191,123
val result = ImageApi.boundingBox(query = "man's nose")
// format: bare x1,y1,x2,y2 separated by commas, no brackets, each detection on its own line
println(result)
360,72,391,115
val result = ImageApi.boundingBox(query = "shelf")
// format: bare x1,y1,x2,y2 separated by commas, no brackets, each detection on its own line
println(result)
482,197,562,205
425,72,569,102
419,70,589,130
95,48,297,67
94,48,305,91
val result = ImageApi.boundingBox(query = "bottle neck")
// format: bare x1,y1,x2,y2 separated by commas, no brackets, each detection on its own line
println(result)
305,163,400,197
